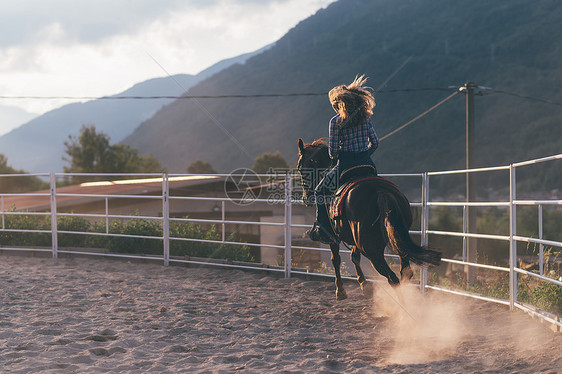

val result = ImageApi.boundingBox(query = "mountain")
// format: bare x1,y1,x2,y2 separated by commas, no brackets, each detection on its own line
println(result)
0,104,37,136
0,46,269,173
123,0,562,188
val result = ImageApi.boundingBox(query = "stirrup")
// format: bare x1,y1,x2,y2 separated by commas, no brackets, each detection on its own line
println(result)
305,222,335,244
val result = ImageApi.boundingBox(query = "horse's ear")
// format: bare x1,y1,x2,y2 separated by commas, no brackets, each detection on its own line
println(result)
298,138,305,154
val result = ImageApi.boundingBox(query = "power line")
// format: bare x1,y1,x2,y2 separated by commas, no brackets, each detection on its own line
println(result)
379,87,454,93
2,87,560,108
0,87,461,144
377,85,562,142
379,90,460,141
0,87,454,101
487,89,562,107
143,49,253,160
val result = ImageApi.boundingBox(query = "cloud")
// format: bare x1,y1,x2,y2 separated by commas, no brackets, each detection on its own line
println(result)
0,0,313,47
0,0,188,47
0,0,335,114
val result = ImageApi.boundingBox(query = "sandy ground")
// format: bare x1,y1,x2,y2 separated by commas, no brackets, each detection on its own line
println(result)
0,255,560,374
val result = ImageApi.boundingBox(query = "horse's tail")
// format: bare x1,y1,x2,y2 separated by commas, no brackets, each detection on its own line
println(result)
377,192,441,267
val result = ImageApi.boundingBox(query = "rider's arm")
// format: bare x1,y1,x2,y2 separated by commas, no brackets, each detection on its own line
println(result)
367,121,379,154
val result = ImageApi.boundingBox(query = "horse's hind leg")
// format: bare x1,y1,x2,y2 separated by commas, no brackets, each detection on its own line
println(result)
330,242,347,300
400,256,413,282
368,248,400,287
352,222,400,287
351,245,372,298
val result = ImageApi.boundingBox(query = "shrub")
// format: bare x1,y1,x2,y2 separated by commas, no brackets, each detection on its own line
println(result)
518,276,562,315
57,215,91,247
0,209,253,262
170,219,253,261
531,281,562,314
1,209,50,247
106,218,163,255
89,220,110,249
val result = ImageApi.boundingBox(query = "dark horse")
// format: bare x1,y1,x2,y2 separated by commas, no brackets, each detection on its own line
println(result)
297,138,441,300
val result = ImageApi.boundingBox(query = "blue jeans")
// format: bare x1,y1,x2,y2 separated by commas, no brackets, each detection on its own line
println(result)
313,151,377,234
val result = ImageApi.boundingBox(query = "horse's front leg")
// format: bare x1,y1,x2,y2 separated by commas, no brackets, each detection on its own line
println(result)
330,242,347,300
351,246,372,298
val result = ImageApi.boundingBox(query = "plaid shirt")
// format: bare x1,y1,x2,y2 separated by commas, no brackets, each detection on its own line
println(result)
328,115,379,159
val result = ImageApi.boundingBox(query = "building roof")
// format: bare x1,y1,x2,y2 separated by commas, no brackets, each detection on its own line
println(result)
3,175,223,212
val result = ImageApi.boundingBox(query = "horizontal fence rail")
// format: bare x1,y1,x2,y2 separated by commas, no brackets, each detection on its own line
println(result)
0,155,561,330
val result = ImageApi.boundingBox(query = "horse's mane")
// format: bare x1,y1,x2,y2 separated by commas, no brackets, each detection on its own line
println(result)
308,138,328,149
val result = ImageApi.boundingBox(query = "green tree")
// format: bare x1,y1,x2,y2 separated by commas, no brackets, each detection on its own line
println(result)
63,125,163,182
106,144,163,173
252,151,289,174
187,159,217,174
63,124,111,174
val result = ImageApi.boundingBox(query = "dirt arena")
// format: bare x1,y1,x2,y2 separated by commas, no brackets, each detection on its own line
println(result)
0,255,560,373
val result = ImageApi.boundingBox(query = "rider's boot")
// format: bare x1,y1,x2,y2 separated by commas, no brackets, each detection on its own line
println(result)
305,199,336,244
305,222,335,244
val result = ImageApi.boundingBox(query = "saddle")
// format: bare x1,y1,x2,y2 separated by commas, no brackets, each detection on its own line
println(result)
339,165,377,185
329,168,401,221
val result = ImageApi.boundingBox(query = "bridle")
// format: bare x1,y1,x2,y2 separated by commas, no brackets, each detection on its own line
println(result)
297,146,330,206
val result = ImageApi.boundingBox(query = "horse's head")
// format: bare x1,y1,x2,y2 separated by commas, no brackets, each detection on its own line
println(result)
296,138,331,207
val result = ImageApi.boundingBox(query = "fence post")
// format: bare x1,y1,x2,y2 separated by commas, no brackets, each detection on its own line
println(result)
221,200,226,242
284,172,292,278
509,164,517,310
50,173,58,259
420,172,429,292
162,173,170,266
538,204,544,276
105,197,109,234
462,206,467,262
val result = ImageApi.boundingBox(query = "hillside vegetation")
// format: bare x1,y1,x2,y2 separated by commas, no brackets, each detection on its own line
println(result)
124,0,562,192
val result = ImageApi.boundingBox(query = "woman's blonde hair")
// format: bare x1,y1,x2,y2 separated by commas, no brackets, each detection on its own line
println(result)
328,74,375,128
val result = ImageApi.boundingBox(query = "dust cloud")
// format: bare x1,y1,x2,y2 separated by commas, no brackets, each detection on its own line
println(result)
371,282,560,368
372,283,468,364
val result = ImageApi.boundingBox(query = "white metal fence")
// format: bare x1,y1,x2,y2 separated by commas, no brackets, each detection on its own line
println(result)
423,154,562,329
0,154,560,329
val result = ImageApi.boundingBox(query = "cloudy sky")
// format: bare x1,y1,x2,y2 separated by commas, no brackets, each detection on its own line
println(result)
0,0,334,132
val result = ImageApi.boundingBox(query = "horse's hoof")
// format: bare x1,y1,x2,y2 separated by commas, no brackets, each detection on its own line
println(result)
336,289,348,300
401,266,414,282
360,281,373,298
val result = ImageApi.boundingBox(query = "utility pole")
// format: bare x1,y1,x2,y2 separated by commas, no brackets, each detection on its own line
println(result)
460,82,478,283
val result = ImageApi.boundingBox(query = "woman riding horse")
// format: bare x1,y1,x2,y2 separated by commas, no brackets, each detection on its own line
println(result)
297,138,441,299
297,75,440,299
305,75,379,244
